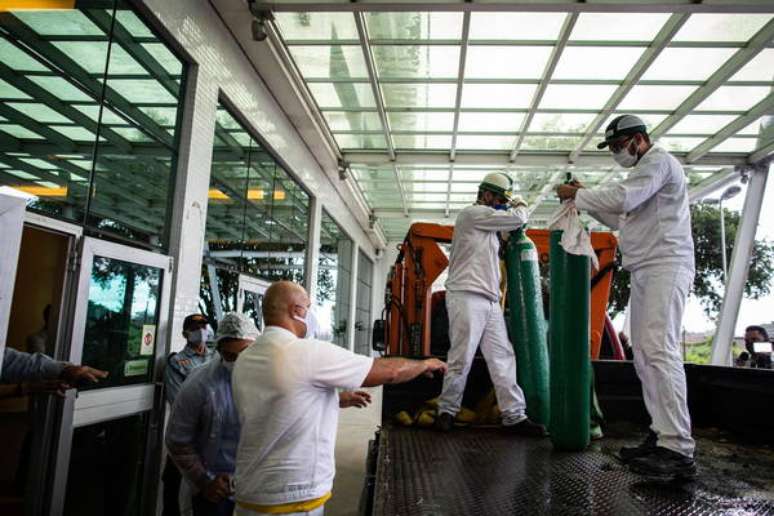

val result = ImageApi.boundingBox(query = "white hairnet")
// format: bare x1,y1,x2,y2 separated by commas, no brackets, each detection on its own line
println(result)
216,312,259,342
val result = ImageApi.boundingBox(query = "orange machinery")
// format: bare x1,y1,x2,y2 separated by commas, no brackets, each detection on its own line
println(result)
384,223,618,358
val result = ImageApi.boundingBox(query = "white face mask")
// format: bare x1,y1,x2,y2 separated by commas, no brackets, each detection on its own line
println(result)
612,140,638,168
221,358,235,372
293,307,318,339
187,325,214,346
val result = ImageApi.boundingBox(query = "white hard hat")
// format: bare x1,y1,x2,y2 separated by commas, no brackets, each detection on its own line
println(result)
479,172,513,199
215,312,258,342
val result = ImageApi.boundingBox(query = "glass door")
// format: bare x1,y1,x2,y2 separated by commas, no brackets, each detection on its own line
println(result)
50,237,171,516
237,274,270,332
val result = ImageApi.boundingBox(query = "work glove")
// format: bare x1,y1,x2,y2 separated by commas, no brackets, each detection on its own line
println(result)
509,195,528,209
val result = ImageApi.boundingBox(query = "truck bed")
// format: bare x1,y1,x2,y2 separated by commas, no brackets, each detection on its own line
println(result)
370,424,774,515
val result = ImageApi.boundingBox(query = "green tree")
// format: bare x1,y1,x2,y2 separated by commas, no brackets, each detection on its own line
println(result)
608,204,774,318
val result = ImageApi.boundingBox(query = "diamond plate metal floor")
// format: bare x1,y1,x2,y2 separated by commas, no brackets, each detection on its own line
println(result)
372,426,774,516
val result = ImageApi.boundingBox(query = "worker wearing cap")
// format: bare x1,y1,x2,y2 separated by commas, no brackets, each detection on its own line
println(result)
164,313,215,516
435,172,546,437
557,115,696,479
166,312,257,516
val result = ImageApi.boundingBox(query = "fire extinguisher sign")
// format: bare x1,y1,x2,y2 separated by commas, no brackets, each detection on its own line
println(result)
140,325,156,356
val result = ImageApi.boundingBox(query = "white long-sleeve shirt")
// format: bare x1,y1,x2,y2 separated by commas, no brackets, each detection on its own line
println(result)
445,204,528,301
575,145,695,272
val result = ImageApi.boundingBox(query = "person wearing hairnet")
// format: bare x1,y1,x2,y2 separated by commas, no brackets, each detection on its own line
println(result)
556,114,696,479
166,312,257,516
435,172,546,437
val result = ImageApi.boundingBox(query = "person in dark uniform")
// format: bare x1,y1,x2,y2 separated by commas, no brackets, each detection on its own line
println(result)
163,314,214,516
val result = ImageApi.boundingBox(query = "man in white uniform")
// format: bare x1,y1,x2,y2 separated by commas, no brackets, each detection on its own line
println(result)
557,114,696,479
435,172,546,437
232,281,447,515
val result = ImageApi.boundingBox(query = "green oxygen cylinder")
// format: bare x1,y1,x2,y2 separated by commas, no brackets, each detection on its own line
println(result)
505,228,550,426
549,229,591,451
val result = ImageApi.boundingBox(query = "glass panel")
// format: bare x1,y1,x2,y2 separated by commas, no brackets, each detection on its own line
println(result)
672,14,773,42
288,46,368,79
458,112,525,132
730,49,774,82
0,39,48,71
373,46,460,79
469,12,567,40
205,102,309,290
333,133,387,149
400,167,450,181
80,256,161,390
669,114,739,135
393,134,452,150
521,135,583,151
553,47,644,80
739,117,765,136
656,137,707,152
87,1,185,250
388,112,454,132
710,137,759,153
64,413,149,516
461,84,536,109
695,86,771,112
455,134,515,150
529,113,596,133
12,9,103,36
275,12,359,41
618,85,697,110
465,47,552,79
318,211,353,348
307,82,376,108
323,111,383,132
355,251,373,356
452,169,489,182
242,289,265,332
642,48,737,81
405,182,448,193
27,76,93,102
570,13,671,41
366,12,463,40
5,102,71,124
382,83,457,108
540,84,618,110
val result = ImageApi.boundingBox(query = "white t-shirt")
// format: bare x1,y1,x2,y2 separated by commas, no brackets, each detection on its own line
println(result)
231,325,374,506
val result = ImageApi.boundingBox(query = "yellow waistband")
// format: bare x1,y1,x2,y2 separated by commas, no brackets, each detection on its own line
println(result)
237,492,331,514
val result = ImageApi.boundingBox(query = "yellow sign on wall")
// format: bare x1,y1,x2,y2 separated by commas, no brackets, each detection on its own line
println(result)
0,0,75,10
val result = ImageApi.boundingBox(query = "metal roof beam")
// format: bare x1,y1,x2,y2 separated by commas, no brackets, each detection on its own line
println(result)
344,150,749,167
449,12,471,163
686,93,774,163
651,18,774,139
0,13,174,147
510,13,577,161
269,1,774,13
687,167,740,203
354,12,396,162
569,13,689,163
749,137,774,164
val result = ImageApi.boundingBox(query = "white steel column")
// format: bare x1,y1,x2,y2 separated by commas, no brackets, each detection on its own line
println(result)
710,163,770,365
348,242,360,353
305,196,322,302
166,65,218,353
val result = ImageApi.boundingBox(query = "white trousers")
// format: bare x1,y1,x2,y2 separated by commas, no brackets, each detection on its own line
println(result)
630,265,695,457
438,291,527,424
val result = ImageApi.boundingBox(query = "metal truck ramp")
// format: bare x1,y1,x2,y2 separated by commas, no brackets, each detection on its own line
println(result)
371,426,774,516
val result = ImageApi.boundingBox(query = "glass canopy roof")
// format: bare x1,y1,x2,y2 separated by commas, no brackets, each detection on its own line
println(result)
274,7,774,240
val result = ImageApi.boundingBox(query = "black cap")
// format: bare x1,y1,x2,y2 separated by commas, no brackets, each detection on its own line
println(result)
597,114,647,149
183,313,208,331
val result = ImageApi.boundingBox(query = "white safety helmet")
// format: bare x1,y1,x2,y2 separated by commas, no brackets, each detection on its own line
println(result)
479,172,513,200
215,312,259,343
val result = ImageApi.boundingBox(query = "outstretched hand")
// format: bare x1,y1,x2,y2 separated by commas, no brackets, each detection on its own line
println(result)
339,390,373,409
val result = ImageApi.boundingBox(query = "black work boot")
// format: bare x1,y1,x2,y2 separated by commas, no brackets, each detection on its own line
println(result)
502,418,547,437
619,430,658,463
434,412,454,432
628,446,696,480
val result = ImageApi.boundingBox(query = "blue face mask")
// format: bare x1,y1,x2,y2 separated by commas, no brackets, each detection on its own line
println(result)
494,203,509,211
